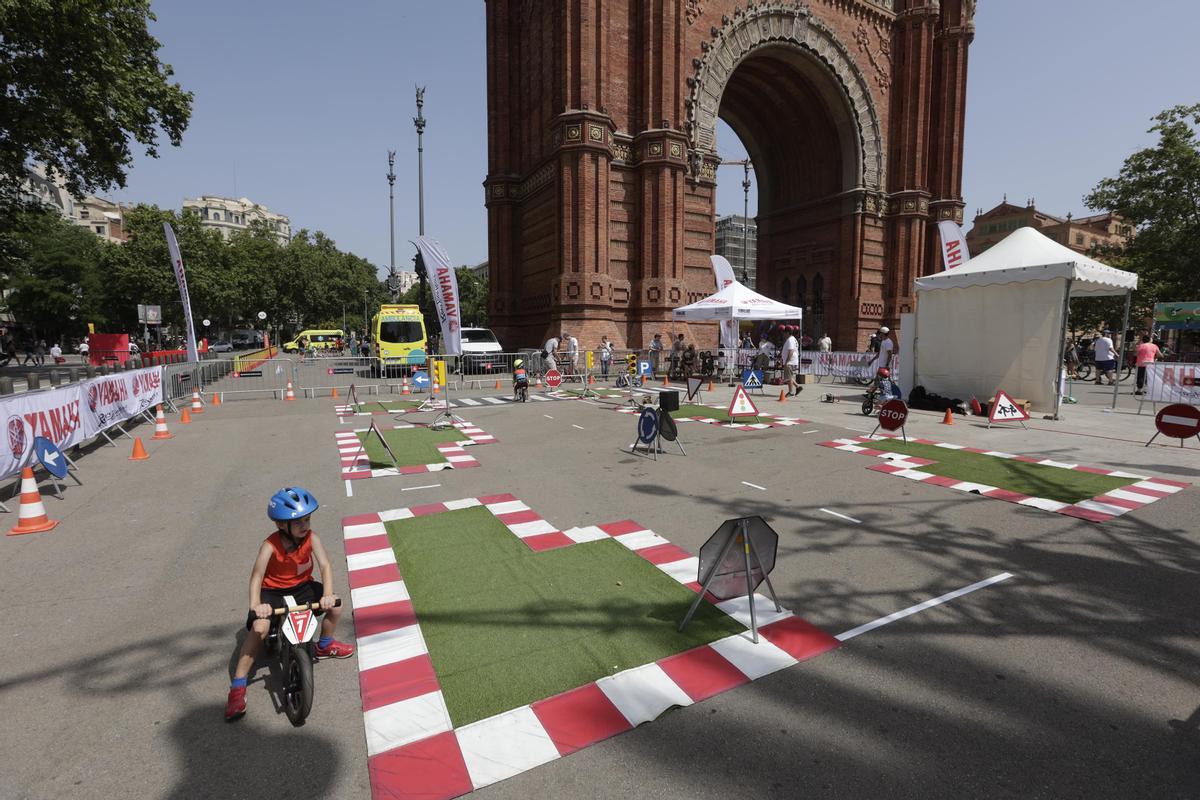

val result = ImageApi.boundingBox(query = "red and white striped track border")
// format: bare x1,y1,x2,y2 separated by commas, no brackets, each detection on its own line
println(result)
335,422,496,481
818,435,1189,523
335,403,425,417
341,497,840,799
612,404,809,430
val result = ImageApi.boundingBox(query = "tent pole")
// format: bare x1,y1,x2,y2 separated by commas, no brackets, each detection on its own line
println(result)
1053,278,1074,421
1113,288,1132,410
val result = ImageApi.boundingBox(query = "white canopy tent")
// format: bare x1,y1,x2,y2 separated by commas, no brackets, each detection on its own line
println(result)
912,226,1137,417
672,280,803,321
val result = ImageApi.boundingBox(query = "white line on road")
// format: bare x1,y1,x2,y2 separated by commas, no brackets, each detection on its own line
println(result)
572,424,585,430
802,429,820,434
579,400,604,407
344,480,353,497
402,483,441,492
338,417,345,424
543,414,554,419
741,481,767,491
820,508,861,524
835,572,1014,642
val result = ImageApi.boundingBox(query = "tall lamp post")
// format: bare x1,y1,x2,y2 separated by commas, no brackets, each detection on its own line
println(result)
720,159,754,284
413,86,427,237
387,150,398,301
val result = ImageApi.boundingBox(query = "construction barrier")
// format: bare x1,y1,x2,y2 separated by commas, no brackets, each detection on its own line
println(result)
233,346,279,373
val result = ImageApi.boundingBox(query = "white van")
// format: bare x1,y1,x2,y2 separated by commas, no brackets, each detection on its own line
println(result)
459,327,506,374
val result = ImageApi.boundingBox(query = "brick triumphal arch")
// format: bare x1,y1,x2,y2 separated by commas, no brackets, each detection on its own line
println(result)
484,1,974,350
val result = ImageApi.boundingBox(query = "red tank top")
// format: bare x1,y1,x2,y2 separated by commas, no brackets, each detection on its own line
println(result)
261,531,315,590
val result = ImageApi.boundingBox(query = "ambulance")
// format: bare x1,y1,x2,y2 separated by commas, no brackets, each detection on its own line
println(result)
371,304,427,375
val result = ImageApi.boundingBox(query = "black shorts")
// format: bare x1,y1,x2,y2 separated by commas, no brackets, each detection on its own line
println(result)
246,580,325,629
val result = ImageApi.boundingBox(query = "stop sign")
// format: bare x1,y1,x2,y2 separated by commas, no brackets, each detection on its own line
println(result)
545,369,562,387
1155,403,1200,439
878,398,908,431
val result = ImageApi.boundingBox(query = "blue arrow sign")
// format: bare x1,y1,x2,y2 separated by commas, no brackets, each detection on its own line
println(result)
33,436,69,479
412,371,430,388
637,407,659,443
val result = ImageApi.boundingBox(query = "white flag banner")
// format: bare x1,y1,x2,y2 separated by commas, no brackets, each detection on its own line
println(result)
164,223,200,362
937,220,971,270
708,255,740,351
414,236,462,356
1144,363,1200,404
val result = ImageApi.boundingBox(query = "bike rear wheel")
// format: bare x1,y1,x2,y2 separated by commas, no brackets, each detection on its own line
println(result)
282,645,314,726
861,395,875,416
1076,363,1093,381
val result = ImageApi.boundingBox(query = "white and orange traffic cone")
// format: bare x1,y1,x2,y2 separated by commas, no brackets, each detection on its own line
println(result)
190,389,204,414
8,467,58,535
284,381,296,401
401,379,411,396
180,407,193,424
129,437,150,461
152,404,173,440
535,376,542,389
432,377,440,394
778,389,787,403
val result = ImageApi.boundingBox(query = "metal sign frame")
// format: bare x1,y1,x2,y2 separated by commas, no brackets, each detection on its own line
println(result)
1146,403,1200,448
678,516,782,643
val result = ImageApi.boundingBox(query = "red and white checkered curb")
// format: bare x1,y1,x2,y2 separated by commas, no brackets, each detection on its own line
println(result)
613,404,809,431
335,422,497,481
341,497,839,799
819,435,1189,522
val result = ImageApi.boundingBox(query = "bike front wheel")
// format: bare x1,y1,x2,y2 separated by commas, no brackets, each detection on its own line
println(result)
1075,363,1093,381
861,396,875,416
282,645,314,726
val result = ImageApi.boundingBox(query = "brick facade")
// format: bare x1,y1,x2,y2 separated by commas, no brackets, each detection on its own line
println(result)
484,0,974,351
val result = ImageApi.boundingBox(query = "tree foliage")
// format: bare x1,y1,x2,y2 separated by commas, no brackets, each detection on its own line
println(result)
0,0,193,195
1086,103,1200,307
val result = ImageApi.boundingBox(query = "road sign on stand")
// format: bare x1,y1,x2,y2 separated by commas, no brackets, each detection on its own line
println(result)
741,369,765,395
1146,403,1200,447
545,369,563,388
630,406,661,459
728,384,760,420
33,436,69,480
988,390,1030,429
687,376,704,401
871,398,909,442
678,516,782,643
412,371,430,391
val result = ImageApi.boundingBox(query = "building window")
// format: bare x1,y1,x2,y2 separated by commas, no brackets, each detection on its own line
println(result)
1075,233,1084,245
780,277,791,301
79,209,89,219
95,225,104,234
796,275,807,308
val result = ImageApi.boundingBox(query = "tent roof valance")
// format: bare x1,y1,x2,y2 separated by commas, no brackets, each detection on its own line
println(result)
914,227,1138,297
672,280,802,320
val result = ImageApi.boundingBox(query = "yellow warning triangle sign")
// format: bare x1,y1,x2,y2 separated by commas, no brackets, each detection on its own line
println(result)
728,384,760,418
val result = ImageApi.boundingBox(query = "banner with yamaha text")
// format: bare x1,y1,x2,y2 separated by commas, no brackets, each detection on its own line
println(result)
1143,363,1200,405
414,236,462,356
937,220,971,270
1,367,163,478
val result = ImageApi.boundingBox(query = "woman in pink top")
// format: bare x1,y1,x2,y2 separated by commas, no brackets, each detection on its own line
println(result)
1134,335,1161,395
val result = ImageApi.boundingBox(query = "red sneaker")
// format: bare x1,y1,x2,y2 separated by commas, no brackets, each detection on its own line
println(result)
315,639,356,659
225,686,247,721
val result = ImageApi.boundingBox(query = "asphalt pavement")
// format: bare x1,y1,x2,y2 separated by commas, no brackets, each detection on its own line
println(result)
1,378,1197,799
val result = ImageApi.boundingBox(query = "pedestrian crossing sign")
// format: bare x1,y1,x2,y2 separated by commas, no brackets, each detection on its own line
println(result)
728,384,760,418
741,369,764,392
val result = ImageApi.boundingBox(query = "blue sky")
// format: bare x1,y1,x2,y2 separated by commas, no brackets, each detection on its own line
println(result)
114,2,1199,276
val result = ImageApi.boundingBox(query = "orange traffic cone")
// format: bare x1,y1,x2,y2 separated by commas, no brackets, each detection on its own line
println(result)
588,374,596,385
401,379,411,396
495,379,501,390
179,407,193,424
8,467,58,535
129,437,150,461
284,381,296,401
190,389,204,414
662,375,669,387
331,387,340,399
211,392,222,407
707,379,714,392
778,389,787,402
432,378,440,394
535,376,542,389
941,408,955,425
152,404,173,440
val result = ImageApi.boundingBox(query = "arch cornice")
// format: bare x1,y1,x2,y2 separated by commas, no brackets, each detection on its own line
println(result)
685,2,886,194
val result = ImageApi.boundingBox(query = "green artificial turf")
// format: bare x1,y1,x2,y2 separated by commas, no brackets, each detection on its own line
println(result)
351,399,422,413
669,403,760,422
356,426,466,468
866,439,1136,504
387,506,745,727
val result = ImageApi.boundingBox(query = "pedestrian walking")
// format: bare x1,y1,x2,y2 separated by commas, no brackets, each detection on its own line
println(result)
565,331,579,379
1093,329,1117,385
781,328,801,396
871,326,895,375
1134,334,1161,395
542,333,560,373
35,339,46,366
598,336,613,379
22,338,36,366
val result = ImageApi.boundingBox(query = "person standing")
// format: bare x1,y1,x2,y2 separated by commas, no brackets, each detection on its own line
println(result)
1134,334,1161,395
50,342,64,364
649,333,664,376
1093,329,1116,385
671,333,685,369
871,326,895,374
781,328,801,396
598,335,614,379
542,333,560,373
22,337,36,366
565,331,579,379
35,339,46,366
817,332,832,352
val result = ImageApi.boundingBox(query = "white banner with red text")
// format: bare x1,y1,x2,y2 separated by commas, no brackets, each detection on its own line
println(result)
1,367,163,478
1144,362,1200,404
414,236,463,356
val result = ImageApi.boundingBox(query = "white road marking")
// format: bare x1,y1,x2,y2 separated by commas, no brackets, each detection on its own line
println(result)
802,429,820,434
572,424,585,430
741,481,767,491
835,572,1014,642
402,483,441,492
543,414,554,419
345,480,353,497
579,400,604,407
820,508,861,524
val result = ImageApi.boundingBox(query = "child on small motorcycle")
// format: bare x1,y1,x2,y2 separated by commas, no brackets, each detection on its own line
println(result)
512,358,529,401
225,487,355,721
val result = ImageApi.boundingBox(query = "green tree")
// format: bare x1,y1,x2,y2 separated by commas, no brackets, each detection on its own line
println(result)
0,0,193,196
456,267,489,327
1086,103,1200,306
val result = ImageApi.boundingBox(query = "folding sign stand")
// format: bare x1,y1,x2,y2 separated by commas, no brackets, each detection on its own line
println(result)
987,390,1030,430
629,406,662,460
347,419,400,471
678,517,782,644
348,382,361,410
429,374,466,431
656,408,687,457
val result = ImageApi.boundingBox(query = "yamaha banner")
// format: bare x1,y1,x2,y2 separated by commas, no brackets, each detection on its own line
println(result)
164,223,200,362
937,220,971,270
414,236,462,356
708,255,740,352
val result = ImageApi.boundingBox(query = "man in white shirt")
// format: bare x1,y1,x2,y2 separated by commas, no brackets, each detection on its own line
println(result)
817,333,832,353
872,326,895,374
565,332,579,379
781,330,801,396
649,333,664,376
543,334,559,373
1092,329,1116,385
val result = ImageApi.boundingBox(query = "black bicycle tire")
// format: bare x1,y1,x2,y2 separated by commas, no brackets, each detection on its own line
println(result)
861,397,874,416
1076,364,1093,381
283,645,314,726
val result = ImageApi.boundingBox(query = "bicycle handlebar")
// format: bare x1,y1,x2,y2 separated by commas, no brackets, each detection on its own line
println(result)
268,598,342,616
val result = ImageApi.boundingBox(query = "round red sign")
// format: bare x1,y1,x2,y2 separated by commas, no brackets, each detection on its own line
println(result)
545,369,562,388
1155,403,1200,439
878,398,908,431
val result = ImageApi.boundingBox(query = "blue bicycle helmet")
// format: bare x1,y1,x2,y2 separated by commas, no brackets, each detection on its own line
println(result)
268,487,319,521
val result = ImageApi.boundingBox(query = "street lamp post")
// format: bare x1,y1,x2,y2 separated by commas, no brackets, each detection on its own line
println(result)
387,150,397,302
720,158,754,284
413,86,427,237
